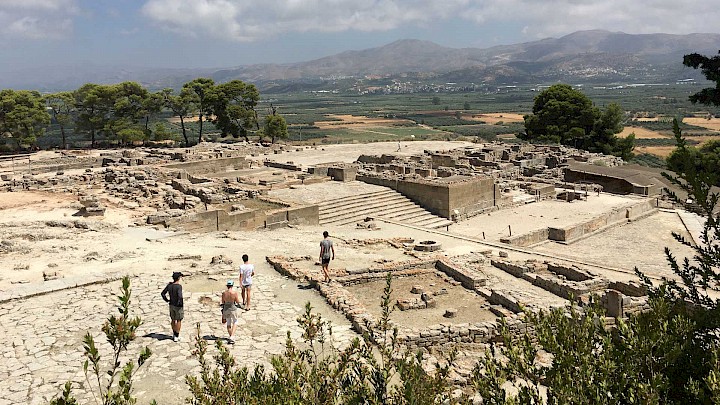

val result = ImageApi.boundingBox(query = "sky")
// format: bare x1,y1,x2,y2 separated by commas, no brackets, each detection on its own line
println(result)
0,0,718,72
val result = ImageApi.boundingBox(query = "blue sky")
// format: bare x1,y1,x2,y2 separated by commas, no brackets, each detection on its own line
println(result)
0,0,717,72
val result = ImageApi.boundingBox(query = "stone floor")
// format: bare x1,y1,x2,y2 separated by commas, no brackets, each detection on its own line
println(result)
0,270,357,405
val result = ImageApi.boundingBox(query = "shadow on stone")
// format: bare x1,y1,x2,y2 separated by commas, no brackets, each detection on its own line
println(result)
143,332,173,341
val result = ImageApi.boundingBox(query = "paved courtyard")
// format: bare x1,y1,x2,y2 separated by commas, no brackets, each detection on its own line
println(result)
0,270,356,404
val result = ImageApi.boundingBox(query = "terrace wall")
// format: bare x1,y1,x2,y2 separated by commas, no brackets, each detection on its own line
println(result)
357,175,495,218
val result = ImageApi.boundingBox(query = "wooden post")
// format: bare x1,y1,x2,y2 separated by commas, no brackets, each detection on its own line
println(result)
508,225,512,236
482,231,485,239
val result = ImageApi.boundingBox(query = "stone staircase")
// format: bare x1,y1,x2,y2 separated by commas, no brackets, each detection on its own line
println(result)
318,188,453,229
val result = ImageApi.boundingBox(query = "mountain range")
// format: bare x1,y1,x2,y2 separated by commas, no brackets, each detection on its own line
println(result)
3,30,719,92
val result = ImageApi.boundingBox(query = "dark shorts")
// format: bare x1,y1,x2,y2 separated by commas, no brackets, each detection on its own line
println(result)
322,257,331,265
169,305,184,321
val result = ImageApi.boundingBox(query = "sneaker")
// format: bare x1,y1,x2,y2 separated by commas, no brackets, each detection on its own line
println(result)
176,336,182,342
173,335,178,342
227,337,235,344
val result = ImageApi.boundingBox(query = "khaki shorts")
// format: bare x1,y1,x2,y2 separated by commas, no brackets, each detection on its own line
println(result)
169,305,184,321
223,309,238,325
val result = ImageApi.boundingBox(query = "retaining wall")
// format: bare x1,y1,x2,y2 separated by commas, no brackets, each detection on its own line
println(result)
357,175,495,218
165,204,319,232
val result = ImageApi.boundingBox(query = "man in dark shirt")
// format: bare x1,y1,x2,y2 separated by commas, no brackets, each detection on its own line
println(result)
161,272,184,342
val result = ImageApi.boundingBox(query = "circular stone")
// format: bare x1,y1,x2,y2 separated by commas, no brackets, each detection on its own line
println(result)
414,240,442,252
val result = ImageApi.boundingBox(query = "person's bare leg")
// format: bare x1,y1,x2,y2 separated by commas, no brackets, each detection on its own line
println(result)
322,264,330,282
245,288,251,310
230,323,237,337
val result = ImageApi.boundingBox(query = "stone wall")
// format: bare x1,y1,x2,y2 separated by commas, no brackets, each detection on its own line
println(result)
491,259,609,301
502,199,657,246
548,199,656,243
357,174,495,219
162,156,250,175
265,252,537,349
164,204,319,232
435,259,487,289
500,228,549,247
327,166,358,182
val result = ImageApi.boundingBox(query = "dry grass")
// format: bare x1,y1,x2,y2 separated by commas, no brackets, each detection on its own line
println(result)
619,126,671,139
683,117,720,131
465,112,526,124
314,114,414,129
635,146,677,157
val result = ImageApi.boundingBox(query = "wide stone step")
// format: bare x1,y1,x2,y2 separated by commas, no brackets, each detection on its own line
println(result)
318,190,396,209
319,198,413,222
317,186,451,229
384,209,436,222
319,193,409,215
323,203,420,226
412,217,453,229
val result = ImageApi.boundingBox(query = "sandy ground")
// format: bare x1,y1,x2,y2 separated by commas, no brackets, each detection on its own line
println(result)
256,140,472,167
450,192,640,242
534,211,696,280
346,273,498,328
314,114,414,129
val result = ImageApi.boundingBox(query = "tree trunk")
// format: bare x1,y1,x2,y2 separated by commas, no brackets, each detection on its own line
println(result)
180,116,189,147
91,128,96,148
197,114,204,144
60,125,67,149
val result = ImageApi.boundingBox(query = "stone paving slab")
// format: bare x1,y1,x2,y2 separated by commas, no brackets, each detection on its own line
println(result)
0,270,357,404
0,272,126,304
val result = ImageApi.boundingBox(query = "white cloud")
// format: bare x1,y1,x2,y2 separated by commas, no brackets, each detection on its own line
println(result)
141,0,469,41
0,0,78,39
141,0,719,42
461,0,713,39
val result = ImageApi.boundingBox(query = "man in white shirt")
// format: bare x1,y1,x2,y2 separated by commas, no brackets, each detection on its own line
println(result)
239,254,254,311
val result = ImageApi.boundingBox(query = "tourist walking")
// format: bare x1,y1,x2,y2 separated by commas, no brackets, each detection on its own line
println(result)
319,231,335,282
161,272,184,342
221,280,241,344
239,254,254,311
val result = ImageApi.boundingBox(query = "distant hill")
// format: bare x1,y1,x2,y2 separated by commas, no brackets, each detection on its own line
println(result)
2,30,719,91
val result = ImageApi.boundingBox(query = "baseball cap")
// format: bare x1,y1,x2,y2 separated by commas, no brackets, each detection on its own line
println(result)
226,280,234,286
172,272,184,280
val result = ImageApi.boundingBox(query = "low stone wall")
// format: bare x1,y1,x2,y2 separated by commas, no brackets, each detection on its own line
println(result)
500,228,549,247
435,259,487,289
164,204,319,232
264,160,303,171
502,199,657,246
548,199,657,243
491,259,609,301
265,253,538,349
162,156,250,175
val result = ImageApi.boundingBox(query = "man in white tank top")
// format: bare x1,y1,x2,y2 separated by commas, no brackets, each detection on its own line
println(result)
239,254,254,311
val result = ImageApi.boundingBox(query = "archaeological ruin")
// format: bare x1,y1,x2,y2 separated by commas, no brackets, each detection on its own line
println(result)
0,140,701,403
